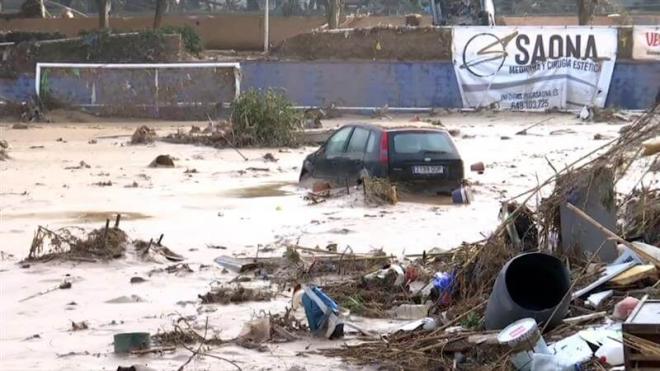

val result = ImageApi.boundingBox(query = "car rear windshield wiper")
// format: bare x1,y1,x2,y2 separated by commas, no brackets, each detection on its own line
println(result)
422,150,448,154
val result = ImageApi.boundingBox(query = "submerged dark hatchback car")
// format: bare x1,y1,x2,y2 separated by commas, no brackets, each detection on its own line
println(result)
300,123,464,194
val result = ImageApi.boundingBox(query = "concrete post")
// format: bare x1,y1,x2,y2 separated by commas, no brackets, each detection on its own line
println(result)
264,0,270,52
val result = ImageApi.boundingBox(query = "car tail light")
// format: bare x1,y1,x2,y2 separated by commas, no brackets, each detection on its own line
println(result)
379,132,389,165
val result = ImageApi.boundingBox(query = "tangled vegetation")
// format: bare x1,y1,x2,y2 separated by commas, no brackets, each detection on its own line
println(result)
231,89,303,147
76,27,202,61
158,25,203,55
27,225,128,262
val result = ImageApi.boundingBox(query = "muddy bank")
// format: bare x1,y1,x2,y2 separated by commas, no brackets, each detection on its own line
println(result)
2,32,184,76
272,26,452,61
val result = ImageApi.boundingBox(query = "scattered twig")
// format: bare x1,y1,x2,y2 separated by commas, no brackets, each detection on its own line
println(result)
19,280,72,302
177,317,209,371
130,346,176,355
515,117,553,135
563,311,606,325
208,115,248,161
434,300,487,333
177,316,241,371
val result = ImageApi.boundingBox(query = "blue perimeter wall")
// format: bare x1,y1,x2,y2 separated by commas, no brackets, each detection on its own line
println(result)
2,60,658,110
241,61,660,109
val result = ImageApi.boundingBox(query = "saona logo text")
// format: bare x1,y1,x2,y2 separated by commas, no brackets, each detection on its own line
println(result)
461,31,607,77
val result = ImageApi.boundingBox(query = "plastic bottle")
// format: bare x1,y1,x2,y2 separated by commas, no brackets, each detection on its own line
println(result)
432,271,455,305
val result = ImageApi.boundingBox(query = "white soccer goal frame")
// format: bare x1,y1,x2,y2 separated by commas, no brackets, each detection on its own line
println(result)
35,62,241,105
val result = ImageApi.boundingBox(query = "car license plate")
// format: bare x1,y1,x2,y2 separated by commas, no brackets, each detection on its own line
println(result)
412,165,444,175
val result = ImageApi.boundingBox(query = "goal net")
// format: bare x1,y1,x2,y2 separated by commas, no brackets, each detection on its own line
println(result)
35,62,240,119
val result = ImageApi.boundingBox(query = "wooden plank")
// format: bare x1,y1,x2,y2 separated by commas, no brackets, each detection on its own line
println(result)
611,265,657,286
563,311,607,325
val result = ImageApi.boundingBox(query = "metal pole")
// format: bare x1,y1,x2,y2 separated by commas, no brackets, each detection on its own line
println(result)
264,0,269,52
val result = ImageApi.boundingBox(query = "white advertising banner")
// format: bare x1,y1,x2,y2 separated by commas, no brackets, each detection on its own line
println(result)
632,26,660,61
452,27,618,111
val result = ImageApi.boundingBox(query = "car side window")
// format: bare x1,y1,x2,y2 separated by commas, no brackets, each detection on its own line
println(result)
346,127,370,154
366,131,377,154
325,127,353,157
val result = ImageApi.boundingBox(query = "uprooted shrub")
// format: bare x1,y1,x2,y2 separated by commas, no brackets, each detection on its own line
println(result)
199,285,273,304
0,140,9,161
27,225,128,262
364,177,398,205
230,89,302,147
130,125,157,144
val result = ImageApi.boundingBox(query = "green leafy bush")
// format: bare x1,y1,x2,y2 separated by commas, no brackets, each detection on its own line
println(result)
231,89,302,147
79,26,203,56
159,25,203,55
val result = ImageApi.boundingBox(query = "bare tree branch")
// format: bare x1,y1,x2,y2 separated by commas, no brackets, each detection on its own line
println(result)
177,317,242,371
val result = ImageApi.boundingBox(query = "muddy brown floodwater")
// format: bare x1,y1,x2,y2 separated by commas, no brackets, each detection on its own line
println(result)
221,181,297,198
1,113,650,371
2,211,151,223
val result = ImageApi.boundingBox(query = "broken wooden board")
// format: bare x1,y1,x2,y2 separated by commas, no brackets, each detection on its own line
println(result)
573,261,637,299
610,265,657,286
632,242,660,268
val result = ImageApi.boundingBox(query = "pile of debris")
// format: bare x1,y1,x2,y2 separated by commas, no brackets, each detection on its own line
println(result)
310,104,660,369
323,268,414,318
153,317,224,347
26,221,128,262
199,285,273,305
0,139,9,161
134,237,185,263
130,125,157,144
363,177,398,205
621,188,660,246
161,123,231,148
303,178,399,206
93,106,659,369
24,216,185,265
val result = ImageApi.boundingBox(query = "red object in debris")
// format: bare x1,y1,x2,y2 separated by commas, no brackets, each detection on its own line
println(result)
470,162,485,174
312,181,331,193
612,296,640,320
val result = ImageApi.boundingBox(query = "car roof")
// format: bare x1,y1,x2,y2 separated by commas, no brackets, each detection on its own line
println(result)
340,122,449,134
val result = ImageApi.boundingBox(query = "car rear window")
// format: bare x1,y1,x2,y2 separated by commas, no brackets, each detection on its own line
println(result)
392,132,454,154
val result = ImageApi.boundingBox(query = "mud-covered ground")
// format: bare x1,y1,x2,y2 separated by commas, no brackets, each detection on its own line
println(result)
0,111,647,370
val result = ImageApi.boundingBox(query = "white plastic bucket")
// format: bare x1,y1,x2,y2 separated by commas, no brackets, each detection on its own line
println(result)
497,318,550,370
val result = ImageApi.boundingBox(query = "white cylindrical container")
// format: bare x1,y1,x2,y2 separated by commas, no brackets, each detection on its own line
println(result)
497,318,550,370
